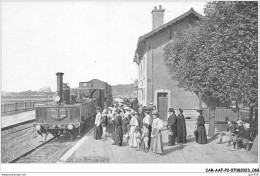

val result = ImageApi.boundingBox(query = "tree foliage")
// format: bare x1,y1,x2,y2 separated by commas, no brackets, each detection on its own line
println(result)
164,1,258,108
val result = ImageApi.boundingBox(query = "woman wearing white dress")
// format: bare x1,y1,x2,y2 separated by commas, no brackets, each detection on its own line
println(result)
150,110,164,156
93,107,102,140
128,111,139,147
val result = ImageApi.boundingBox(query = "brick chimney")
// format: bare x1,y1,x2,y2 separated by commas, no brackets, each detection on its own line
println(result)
151,5,165,30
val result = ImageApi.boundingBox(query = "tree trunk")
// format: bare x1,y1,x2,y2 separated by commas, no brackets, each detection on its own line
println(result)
208,105,215,137
236,102,240,120
199,91,202,109
249,106,253,126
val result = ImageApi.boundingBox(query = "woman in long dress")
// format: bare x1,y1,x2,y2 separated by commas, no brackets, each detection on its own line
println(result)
112,109,123,146
177,108,187,143
106,109,114,137
128,111,139,147
122,109,130,135
195,109,207,144
150,110,164,156
93,108,102,140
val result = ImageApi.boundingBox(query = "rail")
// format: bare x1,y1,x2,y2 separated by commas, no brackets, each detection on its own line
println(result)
1,100,53,115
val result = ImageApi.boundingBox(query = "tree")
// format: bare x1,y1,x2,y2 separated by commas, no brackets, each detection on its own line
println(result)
164,1,258,136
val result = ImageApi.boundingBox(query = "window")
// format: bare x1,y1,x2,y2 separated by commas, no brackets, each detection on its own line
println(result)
143,58,145,78
82,82,93,87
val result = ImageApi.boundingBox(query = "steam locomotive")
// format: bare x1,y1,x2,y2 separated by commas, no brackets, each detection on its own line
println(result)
34,72,113,139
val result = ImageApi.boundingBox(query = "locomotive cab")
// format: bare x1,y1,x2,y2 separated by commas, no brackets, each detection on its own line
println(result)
34,73,101,139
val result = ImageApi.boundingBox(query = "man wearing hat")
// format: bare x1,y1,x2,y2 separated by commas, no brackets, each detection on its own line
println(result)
139,106,147,127
149,102,153,109
167,108,177,146
177,108,187,143
122,107,131,135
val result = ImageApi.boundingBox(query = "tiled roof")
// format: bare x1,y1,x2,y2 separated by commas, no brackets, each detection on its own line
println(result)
133,8,203,63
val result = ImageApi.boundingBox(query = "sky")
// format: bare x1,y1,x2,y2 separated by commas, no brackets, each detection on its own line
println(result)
2,1,206,92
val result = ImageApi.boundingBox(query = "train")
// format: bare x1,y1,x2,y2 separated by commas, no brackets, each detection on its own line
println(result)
34,72,113,139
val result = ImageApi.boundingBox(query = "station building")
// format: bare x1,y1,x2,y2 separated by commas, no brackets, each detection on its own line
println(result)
133,6,204,120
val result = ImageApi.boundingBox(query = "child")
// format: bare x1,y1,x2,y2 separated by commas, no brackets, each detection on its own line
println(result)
135,126,142,151
141,123,150,153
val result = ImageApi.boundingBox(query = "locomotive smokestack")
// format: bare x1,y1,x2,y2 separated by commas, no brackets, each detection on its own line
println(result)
56,72,64,103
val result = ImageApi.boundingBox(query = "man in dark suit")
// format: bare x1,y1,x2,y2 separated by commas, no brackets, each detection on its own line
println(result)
167,108,177,146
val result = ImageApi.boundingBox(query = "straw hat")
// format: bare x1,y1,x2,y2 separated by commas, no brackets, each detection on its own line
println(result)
152,109,159,115
131,111,136,115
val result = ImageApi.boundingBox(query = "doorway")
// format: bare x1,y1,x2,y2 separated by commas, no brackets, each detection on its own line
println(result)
157,92,168,121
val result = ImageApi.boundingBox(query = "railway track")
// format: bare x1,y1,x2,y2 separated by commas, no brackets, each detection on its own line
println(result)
9,136,57,163
1,119,55,163
1,120,35,136
9,124,94,163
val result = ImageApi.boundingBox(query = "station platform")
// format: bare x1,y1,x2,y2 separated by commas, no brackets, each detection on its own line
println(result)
57,121,257,163
1,110,35,129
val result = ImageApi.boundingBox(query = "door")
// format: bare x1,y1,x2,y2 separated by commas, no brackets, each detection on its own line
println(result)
158,93,168,121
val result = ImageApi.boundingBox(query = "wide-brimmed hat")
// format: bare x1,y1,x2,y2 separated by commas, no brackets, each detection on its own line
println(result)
131,111,136,115
145,108,151,113
179,108,183,112
124,107,130,111
168,108,175,112
152,110,159,115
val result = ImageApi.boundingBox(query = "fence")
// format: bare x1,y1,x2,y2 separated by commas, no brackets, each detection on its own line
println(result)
181,108,251,122
1,100,53,115
202,107,251,122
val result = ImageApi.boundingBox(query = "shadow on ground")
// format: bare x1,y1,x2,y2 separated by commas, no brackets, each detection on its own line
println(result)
163,144,187,156
207,133,220,144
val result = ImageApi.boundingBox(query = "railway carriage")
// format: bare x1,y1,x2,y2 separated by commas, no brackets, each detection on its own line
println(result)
34,72,113,139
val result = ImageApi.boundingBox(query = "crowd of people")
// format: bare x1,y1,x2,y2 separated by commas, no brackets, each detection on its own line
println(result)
217,117,257,151
93,102,210,157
